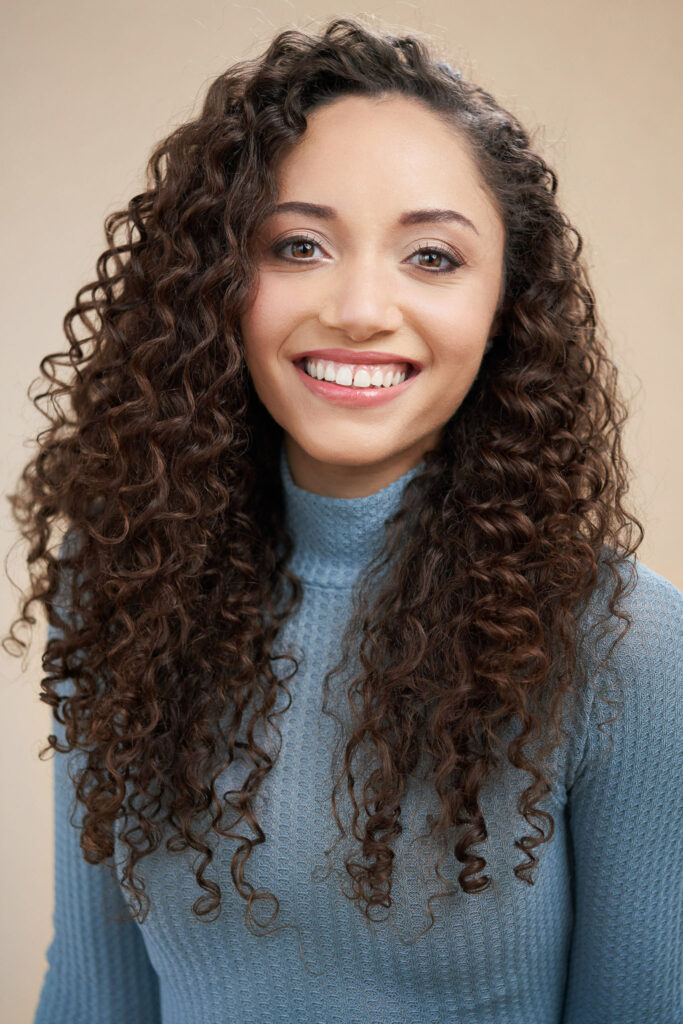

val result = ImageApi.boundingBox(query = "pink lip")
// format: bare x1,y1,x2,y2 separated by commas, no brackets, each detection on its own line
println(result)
292,360,420,407
293,348,423,369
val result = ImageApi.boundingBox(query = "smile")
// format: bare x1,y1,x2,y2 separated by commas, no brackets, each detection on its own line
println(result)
292,358,421,407
302,357,412,388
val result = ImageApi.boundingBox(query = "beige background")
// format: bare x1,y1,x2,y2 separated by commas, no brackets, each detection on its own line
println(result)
2,1,681,1020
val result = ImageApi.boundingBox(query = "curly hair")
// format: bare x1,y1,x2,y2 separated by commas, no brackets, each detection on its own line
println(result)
5,15,643,940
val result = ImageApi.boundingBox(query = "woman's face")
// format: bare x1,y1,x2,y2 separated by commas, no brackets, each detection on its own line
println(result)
239,93,505,497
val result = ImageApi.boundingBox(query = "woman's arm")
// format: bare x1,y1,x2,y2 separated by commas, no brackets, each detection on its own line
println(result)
34,607,162,1021
561,563,683,1023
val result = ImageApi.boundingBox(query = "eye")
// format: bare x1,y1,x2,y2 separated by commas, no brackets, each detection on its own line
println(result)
270,234,465,274
271,233,324,261
408,246,464,274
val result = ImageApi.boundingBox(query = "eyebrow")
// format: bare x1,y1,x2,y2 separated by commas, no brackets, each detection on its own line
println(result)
270,201,479,235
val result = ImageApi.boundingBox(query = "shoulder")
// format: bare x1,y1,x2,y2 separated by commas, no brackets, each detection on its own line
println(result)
583,555,682,681
618,557,682,630
564,556,682,793
561,560,683,1021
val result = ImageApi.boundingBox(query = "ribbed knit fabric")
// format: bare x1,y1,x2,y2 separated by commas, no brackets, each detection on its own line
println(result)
35,446,683,1024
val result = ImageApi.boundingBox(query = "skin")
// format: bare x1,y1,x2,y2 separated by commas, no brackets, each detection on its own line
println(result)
239,93,506,498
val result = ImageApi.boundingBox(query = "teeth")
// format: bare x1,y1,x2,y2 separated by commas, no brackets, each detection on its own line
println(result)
303,359,408,388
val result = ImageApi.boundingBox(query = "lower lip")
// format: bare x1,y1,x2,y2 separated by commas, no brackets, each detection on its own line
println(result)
292,361,420,407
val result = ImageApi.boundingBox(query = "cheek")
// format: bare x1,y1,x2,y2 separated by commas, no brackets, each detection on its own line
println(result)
239,280,303,407
239,287,279,381
241,274,302,346
427,304,493,368
423,263,500,338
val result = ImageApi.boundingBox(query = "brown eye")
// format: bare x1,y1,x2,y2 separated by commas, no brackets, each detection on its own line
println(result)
417,251,445,268
290,240,315,259
272,235,322,261
410,247,462,273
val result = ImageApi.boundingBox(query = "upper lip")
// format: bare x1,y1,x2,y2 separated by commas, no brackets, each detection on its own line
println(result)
293,348,423,370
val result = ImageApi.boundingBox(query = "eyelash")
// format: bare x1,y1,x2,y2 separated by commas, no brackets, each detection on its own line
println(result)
271,233,464,274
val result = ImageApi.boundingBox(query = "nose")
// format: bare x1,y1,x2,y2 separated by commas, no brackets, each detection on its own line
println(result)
317,256,403,342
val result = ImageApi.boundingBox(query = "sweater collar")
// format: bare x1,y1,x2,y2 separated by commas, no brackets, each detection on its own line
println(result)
280,445,425,589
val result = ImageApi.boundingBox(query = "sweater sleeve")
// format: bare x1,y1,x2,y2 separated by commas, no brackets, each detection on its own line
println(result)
34,571,162,1022
560,562,683,1024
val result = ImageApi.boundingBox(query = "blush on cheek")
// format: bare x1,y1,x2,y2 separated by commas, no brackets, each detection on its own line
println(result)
244,312,290,352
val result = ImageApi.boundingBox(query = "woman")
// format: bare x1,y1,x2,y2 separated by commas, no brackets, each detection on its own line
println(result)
9,15,681,1024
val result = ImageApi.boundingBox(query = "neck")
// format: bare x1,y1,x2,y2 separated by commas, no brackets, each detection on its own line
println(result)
283,435,434,499
279,444,425,588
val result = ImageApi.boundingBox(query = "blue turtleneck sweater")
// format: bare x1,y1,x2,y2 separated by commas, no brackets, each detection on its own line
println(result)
34,448,682,1023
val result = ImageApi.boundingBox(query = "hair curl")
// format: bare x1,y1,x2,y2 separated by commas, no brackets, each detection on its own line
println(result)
5,15,643,940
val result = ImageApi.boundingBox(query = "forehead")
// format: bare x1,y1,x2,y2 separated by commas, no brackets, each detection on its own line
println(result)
273,94,502,237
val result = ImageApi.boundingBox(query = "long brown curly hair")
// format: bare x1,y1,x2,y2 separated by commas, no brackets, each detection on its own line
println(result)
5,15,643,940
